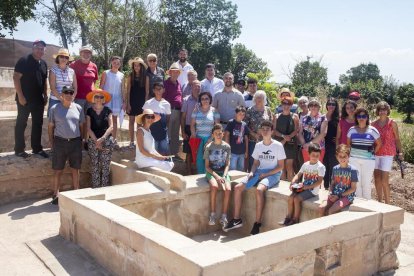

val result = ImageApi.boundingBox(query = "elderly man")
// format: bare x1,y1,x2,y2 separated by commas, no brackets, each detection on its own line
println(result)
48,86,85,205
13,39,49,158
201,63,224,98
182,69,198,98
177,48,194,89
181,80,201,174
164,63,182,157
212,72,245,128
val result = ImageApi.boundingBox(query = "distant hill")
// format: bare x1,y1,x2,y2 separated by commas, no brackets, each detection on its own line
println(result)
0,38,61,68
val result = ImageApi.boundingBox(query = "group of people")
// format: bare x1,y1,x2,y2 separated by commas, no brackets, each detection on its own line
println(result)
14,41,402,234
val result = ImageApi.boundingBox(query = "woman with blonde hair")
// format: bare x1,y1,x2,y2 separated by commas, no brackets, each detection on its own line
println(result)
372,101,402,203
145,53,165,100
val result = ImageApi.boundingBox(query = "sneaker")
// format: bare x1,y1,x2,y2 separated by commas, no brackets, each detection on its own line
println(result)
208,213,216,225
278,217,291,226
34,150,49,158
250,222,262,235
223,218,243,232
15,151,31,159
51,196,58,205
219,216,228,227
285,218,297,226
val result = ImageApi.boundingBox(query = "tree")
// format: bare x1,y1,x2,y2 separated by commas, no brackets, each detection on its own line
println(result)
395,84,414,123
339,62,383,85
161,0,241,76
229,43,269,81
0,0,38,36
290,56,328,97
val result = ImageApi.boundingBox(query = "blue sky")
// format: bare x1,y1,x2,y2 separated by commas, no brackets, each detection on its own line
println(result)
7,0,414,84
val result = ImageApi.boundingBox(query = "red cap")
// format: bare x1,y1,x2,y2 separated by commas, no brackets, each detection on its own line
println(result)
349,91,361,100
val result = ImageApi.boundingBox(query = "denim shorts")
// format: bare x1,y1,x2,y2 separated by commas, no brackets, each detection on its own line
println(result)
241,169,282,190
230,153,245,171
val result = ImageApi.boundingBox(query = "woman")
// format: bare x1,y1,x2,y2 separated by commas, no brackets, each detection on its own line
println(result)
297,96,309,119
372,102,402,204
100,56,124,146
126,57,147,147
273,96,299,181
347,107,381,200
48,48,77,114
145,53,165,100
298,98,327,162
191,92,220,174
323,98,340,189
135,109,174,171
337,100,357,146
244,90,273,171
86,89,114,188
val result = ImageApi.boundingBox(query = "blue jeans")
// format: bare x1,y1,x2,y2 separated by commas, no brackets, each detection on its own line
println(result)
242,169,282,190
230,153,245,171
155,136,169,155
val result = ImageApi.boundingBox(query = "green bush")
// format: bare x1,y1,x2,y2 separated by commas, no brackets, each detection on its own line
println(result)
399,123,414,163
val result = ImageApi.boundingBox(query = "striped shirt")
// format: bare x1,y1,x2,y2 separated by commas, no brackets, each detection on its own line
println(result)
347,126,380,159
50,65,75,100
191,107,220,137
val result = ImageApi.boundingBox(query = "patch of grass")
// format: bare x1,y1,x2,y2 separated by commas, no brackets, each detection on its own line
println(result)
399,123,414,163
390,109,404,121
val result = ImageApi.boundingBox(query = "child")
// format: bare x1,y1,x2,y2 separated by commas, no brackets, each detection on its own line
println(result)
319,144,358,216
143,82,171,155
100,56,124,146
224,106,249,171
224,120,285,235
204,124,232,226
281,143,325,226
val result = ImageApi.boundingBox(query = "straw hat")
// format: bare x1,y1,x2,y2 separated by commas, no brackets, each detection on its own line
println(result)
166,62,182,76
53,48,74,61
278,87,295,99
86,89,112,103
135,109,161,125
128,57,147,69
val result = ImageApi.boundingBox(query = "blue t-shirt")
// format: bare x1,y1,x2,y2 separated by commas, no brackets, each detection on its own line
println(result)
225,119,249,154
331,164,358,202
347,126,380,160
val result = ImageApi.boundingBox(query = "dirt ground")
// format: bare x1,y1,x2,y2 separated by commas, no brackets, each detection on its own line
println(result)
386,161,414,213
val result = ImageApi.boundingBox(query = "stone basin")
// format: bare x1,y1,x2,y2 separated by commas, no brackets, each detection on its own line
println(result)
59,161,404,275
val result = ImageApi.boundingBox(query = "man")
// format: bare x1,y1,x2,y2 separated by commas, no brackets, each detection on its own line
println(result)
70,45,98,140
13,39,49,158
181,80,201,174
224,120,285,235
164,63,182,157
181,69,198,98
236,79,246,95
212,72,245,128
177,48,194,89
48,86,85,205
200,64,224,98
244,78,258,108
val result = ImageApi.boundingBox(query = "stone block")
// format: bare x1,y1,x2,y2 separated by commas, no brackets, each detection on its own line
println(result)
141,166,186,191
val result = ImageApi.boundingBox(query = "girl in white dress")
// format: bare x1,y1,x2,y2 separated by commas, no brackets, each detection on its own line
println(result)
135,109,174,171
100,56,124,145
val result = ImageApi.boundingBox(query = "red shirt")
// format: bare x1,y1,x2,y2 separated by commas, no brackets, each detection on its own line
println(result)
70,60,98,100
163,78,182,109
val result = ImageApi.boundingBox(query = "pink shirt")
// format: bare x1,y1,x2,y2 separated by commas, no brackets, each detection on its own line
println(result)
372,119,396,156
339,118,355,145
70,60,98,100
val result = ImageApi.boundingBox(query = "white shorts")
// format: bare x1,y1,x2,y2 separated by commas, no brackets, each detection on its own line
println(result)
375,156,393,172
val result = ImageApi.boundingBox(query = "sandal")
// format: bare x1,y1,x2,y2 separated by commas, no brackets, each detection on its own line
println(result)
15,152,31,158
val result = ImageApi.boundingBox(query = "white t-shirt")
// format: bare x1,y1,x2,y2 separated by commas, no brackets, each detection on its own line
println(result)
143,98,171,115
299,161,326,195
201,77,225,98
177,61,193,88
252,139,286,170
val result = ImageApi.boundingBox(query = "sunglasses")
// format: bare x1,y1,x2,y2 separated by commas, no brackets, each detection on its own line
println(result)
145,115,155,119
357,114,368,119
59,56,69,59
62,91,74,95
327,103,336,107
94,95,104,99
282,102,291,105
308,104,319,108
148,59,157,62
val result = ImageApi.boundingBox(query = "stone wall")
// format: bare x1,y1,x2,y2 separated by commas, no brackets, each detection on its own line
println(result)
0,67,17,111
58,165,404,275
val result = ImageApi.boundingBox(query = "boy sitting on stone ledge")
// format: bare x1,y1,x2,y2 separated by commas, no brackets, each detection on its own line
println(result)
319,144,357,216
224,120,285,235
281,143,325,226
204,124,231,226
